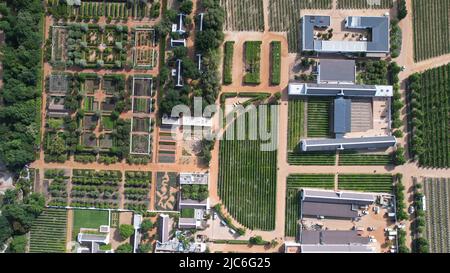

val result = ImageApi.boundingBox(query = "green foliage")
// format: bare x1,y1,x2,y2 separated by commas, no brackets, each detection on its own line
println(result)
270,41,281,85
140,219,154,232
390,20,402,58
138,243,153,253
179,0,193,15
394,175,408,221
243,41,262,84
119,224,135,240
8,235,27,253
357,60,388,85
397,0,407,20
222,41,234,85
0,216,12,244
116,243,133,253
181,184,209,201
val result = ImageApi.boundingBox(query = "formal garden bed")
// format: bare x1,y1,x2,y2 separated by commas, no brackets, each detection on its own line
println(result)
66,24,128,69
124,171,152,211
44,169,69,207
155,172,179,211
70,169,122,209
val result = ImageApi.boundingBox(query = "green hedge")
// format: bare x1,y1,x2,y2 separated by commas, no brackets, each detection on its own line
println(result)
270,41,281,85
223,41,234,85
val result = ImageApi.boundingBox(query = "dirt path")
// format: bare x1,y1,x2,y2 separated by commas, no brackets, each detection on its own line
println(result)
65,209,73,252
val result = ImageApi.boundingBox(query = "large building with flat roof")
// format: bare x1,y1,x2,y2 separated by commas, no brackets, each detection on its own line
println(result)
302,15,390,55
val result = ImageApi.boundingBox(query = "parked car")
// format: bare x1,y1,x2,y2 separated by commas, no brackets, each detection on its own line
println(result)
408,205,415,214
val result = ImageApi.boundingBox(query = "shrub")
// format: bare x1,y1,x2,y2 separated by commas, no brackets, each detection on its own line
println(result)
119,224,135,240
115,243,133,253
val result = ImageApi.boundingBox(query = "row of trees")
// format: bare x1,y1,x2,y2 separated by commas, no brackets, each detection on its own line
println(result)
0,0,44,172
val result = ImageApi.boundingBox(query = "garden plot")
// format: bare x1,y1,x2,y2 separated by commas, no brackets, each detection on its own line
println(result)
81,132,97,148
101,115,115,131
124,171,151,211
132,117,151,133
103,74,126,95
83,96,95,112
29,209,67,253
306,97,332,137
218,106,278,231
155,172,179,211
99,133,114,149
412,0,450,62
243,41,262,84
132,98,152,113
220,0,264,31
70,169,122,209
82,115,98,131
338,174,393,193
133,28,157,69
423,177,450,253
44,169,70,207
130,133,151,155
67,24,127,69
51,26,68,62
287,99,305,151
83,77,100,94
70,1,157,20
49,74,69,94
101,97,117,112
337,0,393,9
132,77,153,97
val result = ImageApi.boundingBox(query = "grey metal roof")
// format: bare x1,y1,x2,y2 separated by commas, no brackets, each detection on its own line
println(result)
347,16,390,52
158,214,170,244
300,136,397,152
318,59,356,83
302,15,389,53
302,15,331,51
300,244,375,253
300,230,370,245
302,188,376,203
333,97,351,135
302,201,358,218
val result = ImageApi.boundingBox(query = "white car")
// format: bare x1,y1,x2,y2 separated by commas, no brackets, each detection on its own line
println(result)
213,212,218,220
408,205,415,215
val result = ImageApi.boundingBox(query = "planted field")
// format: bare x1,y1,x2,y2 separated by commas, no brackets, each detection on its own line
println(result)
220,0,264,31
70,170,122,209
409,64,450,168
287,174,335,189
287,99,305,151
71,209,109,240
83,96,95,112
218,107,278,230
45,169,69,207
131,133,151,154
339,152,394,166
338,174,393,193
244,41,262,84
223,41,234,85
307,98,331,137
423,177,450,253
285,174,334,237
412,0,450,62
287,151,336,165
269,0,332,52
270,41,281,85
133,98,151,113
124,171,151,211
101,115,115,131
29,209,67,253
337,0,393,9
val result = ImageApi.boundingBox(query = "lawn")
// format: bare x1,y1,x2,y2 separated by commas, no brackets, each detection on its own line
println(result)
101,115,115,130
72,209,109,240
287,99,305,151
338,174,393,193
181,208,195,218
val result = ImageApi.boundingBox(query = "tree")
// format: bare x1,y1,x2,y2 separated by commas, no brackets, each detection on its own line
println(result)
397,0,407,20
8,235,27,253
115,243,133,253
249,236,264,245
138,243,153,253
119,224,134,240
140,219,154,233
0,216,13,243
179,0,193,15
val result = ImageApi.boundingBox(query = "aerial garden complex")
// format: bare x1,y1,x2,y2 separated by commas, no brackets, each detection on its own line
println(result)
0,0,450,256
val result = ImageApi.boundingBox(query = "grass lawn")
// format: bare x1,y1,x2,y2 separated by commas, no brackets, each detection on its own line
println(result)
102,115,115,130
72,209,109,240
180,208,195,218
